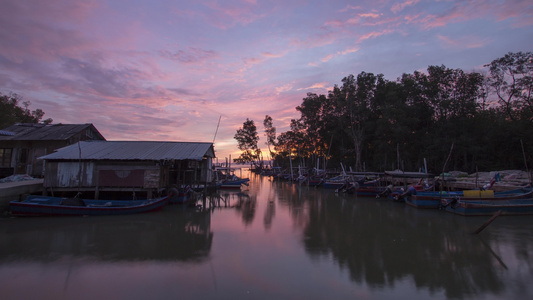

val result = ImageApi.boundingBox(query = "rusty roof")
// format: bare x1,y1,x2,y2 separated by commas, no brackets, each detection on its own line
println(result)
39,141,215,161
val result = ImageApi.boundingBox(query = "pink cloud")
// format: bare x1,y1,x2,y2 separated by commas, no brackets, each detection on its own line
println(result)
437,35,491,49
262,51,287,58
339,5,362,13
492,0,533,26
403,0,533,30
0,1,96,63
160,48,218,63
275,84,293,94
391,0,421,14
359,13,381,18
289,30,341,49
297,82,331,91
359,28,394,41
200,0,265,29
321,54,335,63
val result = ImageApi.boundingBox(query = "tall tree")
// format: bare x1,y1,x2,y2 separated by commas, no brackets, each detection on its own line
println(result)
263,115,277,160
295,93,329,160
234,118,261,164
485,51,533,121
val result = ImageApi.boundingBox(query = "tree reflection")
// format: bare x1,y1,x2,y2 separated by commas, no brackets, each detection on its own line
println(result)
285,188,533,298
212,190,257,227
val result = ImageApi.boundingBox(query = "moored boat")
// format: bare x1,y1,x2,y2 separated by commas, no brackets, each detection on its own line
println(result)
408,187,533,209
220,175,250,189
324,175,352,189
443,198,533,216
9,194,170,216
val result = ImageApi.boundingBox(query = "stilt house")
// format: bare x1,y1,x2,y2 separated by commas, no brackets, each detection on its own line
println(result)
0,123,105,178
39,140,216,199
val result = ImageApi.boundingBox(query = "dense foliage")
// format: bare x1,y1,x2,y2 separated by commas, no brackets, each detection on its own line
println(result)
236,52,533,173
234,118,262,164
0,93,52,129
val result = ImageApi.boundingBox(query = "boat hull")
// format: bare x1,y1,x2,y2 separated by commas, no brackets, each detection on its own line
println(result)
408,187,533,209
444,198,533,216
220,178,250,189
9,195,169,216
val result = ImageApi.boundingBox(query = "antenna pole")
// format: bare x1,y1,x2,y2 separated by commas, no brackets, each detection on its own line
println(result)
213,115,222,144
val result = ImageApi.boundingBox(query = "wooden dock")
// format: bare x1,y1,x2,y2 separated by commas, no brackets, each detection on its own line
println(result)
0,179,44,213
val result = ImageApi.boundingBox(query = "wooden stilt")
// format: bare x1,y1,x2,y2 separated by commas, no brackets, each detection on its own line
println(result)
473,210,502,234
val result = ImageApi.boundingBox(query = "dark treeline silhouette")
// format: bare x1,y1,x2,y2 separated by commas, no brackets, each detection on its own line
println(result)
236,51,533,173
0,93,53,128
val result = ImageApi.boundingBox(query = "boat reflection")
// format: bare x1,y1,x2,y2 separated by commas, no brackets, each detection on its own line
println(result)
0,207,213,263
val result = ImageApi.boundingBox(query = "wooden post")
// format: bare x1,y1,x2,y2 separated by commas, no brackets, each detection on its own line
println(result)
473,210,502,234
521,139,532,185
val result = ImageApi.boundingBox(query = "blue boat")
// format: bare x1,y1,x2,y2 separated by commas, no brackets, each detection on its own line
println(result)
9,194,170,216
406,187,533,209
443,198,533,216
220,177,250,188
405,190,463,208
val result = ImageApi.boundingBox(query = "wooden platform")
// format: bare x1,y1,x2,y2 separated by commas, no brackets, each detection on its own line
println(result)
0,179,44,213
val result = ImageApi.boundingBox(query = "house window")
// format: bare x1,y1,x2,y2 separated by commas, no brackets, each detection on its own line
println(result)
0,148,13,167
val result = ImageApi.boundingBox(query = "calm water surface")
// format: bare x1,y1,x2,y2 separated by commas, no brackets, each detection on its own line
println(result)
2,171,533,299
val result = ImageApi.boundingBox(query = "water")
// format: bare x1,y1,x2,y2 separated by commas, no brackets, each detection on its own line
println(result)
1,171,533,299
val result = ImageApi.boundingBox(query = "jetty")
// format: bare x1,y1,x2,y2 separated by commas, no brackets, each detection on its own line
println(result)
0,179,44,213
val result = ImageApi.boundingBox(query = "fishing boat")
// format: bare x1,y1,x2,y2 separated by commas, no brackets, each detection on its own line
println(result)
214,166,250,189
404,190,462,208
9,194,170,216
408,187,533,209
352,171,431,198
219,174,250,189
443,198,533,216
307,176,324,187
324,175,352,189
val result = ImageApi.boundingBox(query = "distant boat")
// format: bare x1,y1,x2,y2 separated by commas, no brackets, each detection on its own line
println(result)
9,194,170,216
215,167,250,189
324,175,352,189
220,175,250,189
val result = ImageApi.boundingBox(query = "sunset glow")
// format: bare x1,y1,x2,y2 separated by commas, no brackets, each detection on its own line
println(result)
1,0,531,159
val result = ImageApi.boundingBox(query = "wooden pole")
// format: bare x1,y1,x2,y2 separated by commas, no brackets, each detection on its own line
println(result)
396,143,400,170
213,115,221,144
521,139,532,185
289,148,293,181
441,142,454,191
473,210,502,234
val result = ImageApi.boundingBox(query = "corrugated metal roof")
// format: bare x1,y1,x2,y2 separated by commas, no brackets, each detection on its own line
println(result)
0,130,15,136
0,123,105,141
39,141,215,161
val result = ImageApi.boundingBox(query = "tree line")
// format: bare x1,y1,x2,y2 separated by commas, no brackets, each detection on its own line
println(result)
234,51,533,173
0,93,52,129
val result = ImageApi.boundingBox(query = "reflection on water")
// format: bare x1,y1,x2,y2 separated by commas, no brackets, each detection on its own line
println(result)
0,208,213,262
1,171,533,299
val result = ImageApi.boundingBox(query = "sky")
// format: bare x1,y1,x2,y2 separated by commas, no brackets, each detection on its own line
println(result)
1,0,532,160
